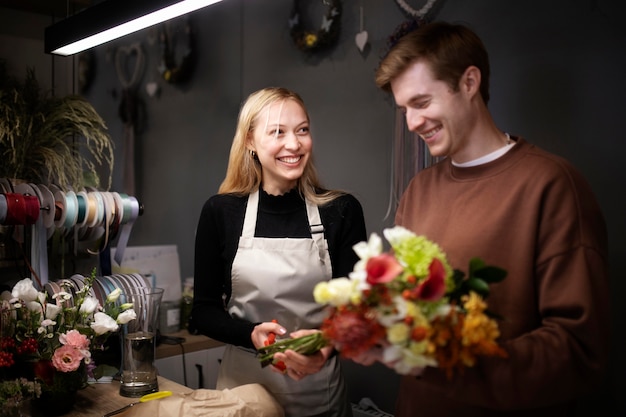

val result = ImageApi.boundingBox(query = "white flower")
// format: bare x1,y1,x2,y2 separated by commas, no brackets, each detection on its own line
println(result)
79,296,100,314
120,303,134,311
45,303,62,320
52,291,72,302
116,309,137,324
25,300,43,315
352,232,383,271
382,226,414,246
11,278,39,302
313,278,359,307
378,295,408,328
41,319,56,327
106,288,122,303
91,312,119,335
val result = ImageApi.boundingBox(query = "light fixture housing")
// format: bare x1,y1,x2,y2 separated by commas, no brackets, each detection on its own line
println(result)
45,0,223,56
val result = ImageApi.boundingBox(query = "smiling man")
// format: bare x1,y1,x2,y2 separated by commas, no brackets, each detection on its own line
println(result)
367,21,611,417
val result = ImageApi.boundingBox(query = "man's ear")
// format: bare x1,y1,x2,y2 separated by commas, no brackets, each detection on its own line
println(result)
461,66,481,98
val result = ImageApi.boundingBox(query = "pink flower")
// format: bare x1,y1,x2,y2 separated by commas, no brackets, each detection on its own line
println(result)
365,253,404,285
52,345,84,372
60,329,90,350
414,258,446,301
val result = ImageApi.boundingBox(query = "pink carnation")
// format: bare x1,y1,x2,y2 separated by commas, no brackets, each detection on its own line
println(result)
52,345,84,372
60,329,90,350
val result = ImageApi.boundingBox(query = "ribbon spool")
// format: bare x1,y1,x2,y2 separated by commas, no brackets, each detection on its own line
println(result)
2,191,40,226
0,194,7,224
35,184,57,239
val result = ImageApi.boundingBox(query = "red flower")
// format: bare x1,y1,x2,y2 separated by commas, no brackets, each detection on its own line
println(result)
321,305,386,359
366,253,404,285
33,359,55,385
412,258,446,301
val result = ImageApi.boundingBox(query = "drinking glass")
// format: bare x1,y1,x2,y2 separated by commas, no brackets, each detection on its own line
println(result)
119,287,164,397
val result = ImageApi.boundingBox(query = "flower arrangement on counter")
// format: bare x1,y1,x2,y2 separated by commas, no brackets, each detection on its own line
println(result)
258,226,508,378
0,269,137,407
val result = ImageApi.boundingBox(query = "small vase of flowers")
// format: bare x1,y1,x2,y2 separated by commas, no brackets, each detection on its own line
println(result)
0,270,136,416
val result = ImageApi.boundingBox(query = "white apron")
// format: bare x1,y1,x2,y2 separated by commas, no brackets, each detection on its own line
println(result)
217,190,351,417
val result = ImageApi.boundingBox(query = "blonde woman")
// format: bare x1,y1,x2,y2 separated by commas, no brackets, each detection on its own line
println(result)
191,87,366,417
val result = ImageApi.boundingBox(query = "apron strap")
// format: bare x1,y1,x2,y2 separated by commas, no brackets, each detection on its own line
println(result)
305,198,327,264
241,189,259,238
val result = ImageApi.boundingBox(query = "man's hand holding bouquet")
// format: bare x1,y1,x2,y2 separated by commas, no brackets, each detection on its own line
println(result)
257,226,508,378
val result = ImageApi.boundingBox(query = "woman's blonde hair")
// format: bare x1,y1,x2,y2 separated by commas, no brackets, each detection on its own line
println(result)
218,87,343,205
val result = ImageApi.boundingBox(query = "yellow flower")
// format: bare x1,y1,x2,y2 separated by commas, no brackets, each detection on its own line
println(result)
304,33,318,47
387,322,410,344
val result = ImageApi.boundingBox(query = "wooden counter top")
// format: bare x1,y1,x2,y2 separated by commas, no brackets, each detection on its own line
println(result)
29,376,192,417
155,329,224,359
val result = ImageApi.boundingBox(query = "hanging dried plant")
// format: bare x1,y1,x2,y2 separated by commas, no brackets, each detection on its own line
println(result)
0,59,114,190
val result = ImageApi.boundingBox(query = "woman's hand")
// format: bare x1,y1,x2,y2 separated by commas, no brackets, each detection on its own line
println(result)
272,329,332,381
251,321,286,350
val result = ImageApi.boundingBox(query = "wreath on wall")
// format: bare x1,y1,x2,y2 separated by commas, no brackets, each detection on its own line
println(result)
288,0,342,53
158,17,196,84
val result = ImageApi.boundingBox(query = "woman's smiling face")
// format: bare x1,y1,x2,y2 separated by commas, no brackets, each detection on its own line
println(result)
249,98,312,195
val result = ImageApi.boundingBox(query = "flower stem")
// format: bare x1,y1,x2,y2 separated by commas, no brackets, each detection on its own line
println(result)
257,332,329,368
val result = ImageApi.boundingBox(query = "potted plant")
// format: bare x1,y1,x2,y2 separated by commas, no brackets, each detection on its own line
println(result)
0,58,114,190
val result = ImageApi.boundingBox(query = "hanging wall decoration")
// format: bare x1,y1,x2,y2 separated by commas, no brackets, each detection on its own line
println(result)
157,17,196,84
355,1,368,53
288,0,342,53
115,42,146,196
394,0,439,19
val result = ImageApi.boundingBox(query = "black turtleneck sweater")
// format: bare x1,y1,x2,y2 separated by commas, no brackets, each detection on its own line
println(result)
191,188,367,349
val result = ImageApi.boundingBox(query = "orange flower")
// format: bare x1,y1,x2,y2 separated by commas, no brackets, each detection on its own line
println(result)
321,305,386,358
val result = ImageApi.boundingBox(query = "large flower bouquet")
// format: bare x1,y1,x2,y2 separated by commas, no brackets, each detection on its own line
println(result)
0,269,136,400
257,226,508,378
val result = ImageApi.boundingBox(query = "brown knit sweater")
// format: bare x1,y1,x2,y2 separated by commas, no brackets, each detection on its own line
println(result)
394,137,610,416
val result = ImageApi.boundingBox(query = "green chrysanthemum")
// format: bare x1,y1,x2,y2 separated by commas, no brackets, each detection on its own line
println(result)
387,230,454,290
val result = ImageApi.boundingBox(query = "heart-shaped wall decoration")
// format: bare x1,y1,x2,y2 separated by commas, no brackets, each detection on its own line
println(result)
355,30,368,52
115,43,144,88
145,82,159,98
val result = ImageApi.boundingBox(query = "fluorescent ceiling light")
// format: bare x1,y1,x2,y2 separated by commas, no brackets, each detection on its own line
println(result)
45,0,224,56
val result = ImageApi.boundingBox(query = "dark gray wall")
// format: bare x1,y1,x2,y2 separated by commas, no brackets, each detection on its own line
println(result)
2,0,625,413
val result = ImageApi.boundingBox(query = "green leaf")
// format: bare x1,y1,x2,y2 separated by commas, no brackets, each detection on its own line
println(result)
468,257,486,276
472,266,507,283
466,277,490,297
93,364,119,380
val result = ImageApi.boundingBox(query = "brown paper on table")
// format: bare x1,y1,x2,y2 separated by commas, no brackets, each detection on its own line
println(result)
130,384,285,417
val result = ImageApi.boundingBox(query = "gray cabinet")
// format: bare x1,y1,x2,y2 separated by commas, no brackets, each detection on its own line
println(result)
156,346,225,389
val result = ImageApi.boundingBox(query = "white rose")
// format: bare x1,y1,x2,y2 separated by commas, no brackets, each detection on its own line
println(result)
116,309,136,324
11,278,39,302
79,296,99,314
91,312,119,335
